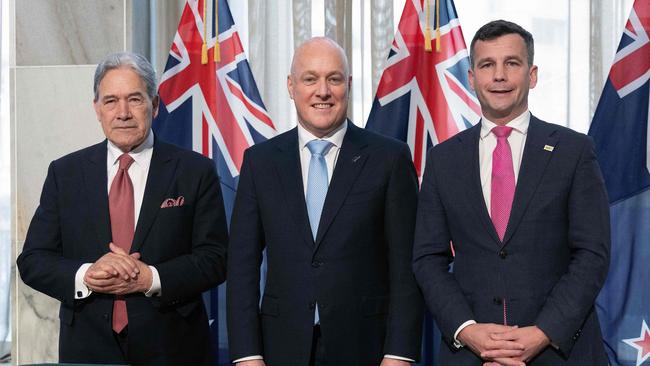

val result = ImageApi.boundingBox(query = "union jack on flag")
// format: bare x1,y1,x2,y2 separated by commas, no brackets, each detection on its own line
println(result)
365,0,480,180
153,0,275,363
365,1,476,364
590,1,650,365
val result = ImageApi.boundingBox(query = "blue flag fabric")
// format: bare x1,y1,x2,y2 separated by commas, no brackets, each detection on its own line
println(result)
365,0,477,364
153,0,276,363
589,1,650,365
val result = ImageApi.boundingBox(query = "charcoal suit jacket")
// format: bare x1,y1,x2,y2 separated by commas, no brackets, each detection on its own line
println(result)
413,116,610,365
227,122,423,366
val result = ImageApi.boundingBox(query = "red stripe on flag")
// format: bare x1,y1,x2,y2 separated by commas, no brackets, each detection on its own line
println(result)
446,74,481,115
226,79,275,129
414,110,425,178
610,43,650,92
202,114,209,157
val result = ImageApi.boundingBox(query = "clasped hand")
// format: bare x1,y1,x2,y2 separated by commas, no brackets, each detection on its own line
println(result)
83,243,152,295
458,323,550,366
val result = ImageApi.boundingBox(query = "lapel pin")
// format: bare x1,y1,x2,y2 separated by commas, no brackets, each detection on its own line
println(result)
352,155,361,163
543,145,554,152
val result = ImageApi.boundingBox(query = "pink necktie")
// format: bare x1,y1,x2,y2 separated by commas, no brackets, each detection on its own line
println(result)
109,153,135,333
491,126,515,241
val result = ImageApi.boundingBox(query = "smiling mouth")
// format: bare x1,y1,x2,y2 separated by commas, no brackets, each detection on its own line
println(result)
312,103,334,109
489,89,513,94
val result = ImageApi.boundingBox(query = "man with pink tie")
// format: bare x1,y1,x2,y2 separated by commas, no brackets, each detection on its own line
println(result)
413,20,610,365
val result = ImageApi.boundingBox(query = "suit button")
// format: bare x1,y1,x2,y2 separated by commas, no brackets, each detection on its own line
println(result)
309,302,316,310
499,249,508,259
493,297,502,305
311,261,322,268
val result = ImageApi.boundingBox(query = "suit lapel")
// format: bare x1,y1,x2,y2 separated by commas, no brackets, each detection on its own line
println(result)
503,116,558,244
274,129,315,248
131,140,178,253
314,123,368,251
460,123,502,245
83,141,112,251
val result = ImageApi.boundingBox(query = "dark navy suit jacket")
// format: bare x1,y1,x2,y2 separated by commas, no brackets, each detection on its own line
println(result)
17,138,228,365
413,116,610,365
227,122,424,366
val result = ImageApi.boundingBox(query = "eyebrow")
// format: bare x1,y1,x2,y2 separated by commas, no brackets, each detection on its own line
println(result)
477,55,524,64
101,91,146,101
300,70,345,77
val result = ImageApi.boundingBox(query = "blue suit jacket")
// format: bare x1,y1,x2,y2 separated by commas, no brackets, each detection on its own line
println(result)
227,122,424,366
17,138,228,365
413,116,610,365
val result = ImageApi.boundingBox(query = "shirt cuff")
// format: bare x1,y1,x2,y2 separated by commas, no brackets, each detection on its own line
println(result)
144,265,161,297
453,319,477,348
385,354,415,362
74,263,93,299
233,355,263,363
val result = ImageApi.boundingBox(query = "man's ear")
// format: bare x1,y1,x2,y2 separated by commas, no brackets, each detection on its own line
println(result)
287,75,295,99
468,68,476,91
151,95,160,118
528,65,538,89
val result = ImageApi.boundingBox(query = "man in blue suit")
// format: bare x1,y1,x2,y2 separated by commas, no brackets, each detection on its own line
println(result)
413,20,610,365
17,52,228,365
227,37,423,366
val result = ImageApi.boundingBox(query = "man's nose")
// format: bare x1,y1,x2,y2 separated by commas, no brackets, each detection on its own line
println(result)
493,63,506,81
315,79,331,98
116,99,132,119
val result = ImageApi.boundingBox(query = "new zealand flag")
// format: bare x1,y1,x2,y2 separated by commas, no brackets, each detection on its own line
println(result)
365,1,477,364
589,1,650,365
365,0,479,181
153,0,276,363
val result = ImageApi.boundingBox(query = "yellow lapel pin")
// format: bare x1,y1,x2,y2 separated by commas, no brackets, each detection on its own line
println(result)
544,145,554,152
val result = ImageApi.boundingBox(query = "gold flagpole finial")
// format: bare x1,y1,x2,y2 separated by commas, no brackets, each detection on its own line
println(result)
201,0,208,64
435,0,441,52
424,0,432,52
214,0,220,63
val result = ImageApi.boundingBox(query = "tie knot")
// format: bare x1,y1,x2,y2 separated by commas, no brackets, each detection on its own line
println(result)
117,153,134,170
307,140,333,156
492,126,513,138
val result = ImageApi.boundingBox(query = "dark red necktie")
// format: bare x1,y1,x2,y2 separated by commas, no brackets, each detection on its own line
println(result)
491,126,515,241
109,153,135,333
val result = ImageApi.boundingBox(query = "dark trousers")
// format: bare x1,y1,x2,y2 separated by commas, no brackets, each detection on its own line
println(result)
309,325,327,366
113,327,129,364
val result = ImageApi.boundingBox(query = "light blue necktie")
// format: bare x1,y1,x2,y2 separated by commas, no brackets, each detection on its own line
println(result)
306,140,333,240
306,139,332,325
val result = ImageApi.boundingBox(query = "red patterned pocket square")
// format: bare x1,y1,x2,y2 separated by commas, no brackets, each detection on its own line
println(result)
160,196,185,208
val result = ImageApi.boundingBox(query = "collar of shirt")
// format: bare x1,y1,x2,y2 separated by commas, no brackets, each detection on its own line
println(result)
107,129,155,170
297,119,348,151
480,110,530,140
297,120,348,195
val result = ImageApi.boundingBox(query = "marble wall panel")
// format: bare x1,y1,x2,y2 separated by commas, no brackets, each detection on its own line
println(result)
16,0,125,66
13,65,104,364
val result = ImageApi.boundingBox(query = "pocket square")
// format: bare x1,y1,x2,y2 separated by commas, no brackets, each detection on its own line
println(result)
160,196,185,208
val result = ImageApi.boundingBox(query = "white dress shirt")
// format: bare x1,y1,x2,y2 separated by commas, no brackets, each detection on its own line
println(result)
453,110,530,347
74,131,161,299
235,121,412,363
